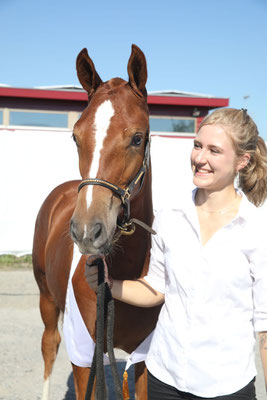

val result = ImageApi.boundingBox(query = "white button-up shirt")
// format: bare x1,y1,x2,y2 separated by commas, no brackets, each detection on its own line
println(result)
144,189,267,397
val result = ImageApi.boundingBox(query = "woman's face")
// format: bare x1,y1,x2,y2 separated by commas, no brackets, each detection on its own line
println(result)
191,124,240,191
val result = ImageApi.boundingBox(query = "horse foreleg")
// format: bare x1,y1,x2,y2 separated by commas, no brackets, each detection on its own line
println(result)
72,364,110,400
39,292,61,400
72,364,94,399
134,362,148,400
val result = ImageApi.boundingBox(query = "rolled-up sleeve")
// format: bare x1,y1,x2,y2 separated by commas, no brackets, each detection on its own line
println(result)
249,234,267,332
144,211,166,294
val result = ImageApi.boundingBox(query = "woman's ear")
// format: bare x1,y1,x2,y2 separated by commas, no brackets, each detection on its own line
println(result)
236,153,250,172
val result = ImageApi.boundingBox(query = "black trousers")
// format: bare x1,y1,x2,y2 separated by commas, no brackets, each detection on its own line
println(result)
147,370,257,400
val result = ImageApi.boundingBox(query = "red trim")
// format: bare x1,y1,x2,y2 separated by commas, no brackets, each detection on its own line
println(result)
148,95,229,108
0,87,88,101
0,87,229,107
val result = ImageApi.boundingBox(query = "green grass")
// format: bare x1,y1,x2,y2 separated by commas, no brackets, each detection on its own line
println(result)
0,254,32,269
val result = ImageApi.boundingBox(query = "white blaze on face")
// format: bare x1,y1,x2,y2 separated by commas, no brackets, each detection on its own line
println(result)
85,100,114,210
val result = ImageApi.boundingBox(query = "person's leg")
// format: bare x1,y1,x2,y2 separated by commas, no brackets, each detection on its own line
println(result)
189,379,257,400
212,379,256,400
148,371,257,400
147,370,188,400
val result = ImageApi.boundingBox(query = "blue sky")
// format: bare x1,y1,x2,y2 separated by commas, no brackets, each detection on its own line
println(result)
1,0,267,139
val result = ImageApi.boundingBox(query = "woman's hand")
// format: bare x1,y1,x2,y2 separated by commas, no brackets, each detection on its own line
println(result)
85,256,164,308
84,255,111,292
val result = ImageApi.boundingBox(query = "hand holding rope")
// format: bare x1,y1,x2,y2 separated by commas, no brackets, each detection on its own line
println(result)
84,257,124,400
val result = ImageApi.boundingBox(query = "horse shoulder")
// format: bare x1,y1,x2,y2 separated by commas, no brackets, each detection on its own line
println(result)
33,180,80,310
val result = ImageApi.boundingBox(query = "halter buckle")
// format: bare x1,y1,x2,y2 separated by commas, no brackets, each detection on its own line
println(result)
117,220,136,236
121,188,131,204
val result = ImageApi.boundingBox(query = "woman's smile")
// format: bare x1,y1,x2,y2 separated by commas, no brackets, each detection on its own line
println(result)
194,166,213,176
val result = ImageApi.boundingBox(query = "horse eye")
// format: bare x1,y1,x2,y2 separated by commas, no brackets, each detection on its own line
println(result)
72,133,77,144
131,133,143,147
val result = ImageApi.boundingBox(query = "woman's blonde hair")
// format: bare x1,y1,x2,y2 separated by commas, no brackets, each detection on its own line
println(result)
198,108,267,207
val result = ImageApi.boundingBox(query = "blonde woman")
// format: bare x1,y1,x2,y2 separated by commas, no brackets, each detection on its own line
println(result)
86,108,267,399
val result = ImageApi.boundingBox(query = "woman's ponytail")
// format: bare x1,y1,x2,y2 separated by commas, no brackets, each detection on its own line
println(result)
238,136,267,206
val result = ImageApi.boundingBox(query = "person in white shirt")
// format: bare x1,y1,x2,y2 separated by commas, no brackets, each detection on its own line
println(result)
85,108,267,399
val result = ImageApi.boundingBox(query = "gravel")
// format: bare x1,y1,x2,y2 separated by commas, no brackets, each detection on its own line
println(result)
0,270,134,400
0,270,265,399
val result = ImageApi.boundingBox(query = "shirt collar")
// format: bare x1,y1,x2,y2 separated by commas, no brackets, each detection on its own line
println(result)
179,187,256,227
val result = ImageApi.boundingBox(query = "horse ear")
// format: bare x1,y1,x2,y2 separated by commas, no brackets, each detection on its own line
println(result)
76,48,102,98
127,44,147,98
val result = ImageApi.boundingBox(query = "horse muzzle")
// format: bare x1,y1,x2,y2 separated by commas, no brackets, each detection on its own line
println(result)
70,217,115,255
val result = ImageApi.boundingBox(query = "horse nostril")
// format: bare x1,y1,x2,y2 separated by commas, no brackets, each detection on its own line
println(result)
70,220,78,241
92,223,102,240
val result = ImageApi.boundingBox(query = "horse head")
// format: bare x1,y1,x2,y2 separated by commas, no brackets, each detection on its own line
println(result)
70,45,150,255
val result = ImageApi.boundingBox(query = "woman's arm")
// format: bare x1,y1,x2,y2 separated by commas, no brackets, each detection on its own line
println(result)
259,331,267,391
85,264,164,308
111,277,164,307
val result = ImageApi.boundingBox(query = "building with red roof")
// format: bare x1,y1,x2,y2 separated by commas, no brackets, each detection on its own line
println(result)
0,86,229,137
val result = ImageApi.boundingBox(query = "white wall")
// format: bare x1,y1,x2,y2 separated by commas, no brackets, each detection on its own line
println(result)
150,135,195,211
0,128,79,255
1,129,266,255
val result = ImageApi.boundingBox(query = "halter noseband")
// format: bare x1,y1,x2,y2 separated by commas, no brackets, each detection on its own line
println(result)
77,137,155,235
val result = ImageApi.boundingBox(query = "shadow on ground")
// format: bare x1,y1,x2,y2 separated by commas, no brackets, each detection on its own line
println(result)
64,363,135,399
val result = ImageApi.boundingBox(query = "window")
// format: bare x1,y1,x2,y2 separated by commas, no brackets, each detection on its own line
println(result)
9,110,68,128
0,110,3,125
150,117,195,134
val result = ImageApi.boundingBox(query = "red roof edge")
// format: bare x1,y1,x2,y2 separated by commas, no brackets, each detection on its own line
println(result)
0,87,88,101
148,95,229,108
0,87,229,108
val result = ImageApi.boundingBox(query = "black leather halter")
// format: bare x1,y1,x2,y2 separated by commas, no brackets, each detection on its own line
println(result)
77,137,154,235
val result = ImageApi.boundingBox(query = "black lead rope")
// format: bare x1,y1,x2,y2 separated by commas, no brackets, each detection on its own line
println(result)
85,258,123,400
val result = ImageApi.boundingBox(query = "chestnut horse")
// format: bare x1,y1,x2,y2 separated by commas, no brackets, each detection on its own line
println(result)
32,45,161,399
